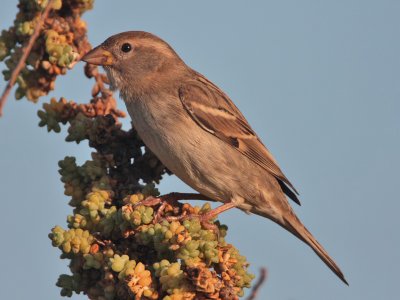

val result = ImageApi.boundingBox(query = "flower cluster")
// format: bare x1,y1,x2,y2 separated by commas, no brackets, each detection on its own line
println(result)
0,0,93,101
50,191,254,299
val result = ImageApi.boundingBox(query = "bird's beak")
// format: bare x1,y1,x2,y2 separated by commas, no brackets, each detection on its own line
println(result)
81,46,113,66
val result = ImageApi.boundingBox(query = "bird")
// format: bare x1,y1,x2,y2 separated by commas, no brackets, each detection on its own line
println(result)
82,31,348,285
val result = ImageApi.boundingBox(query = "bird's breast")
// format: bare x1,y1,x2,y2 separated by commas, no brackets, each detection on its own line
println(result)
123,93,274,211
124,94,198,176
123,94,228,200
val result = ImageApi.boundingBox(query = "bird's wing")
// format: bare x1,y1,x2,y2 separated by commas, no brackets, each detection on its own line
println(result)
179,73,300,204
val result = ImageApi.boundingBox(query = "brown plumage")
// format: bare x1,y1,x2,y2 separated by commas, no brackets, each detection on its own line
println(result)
82,31,348,285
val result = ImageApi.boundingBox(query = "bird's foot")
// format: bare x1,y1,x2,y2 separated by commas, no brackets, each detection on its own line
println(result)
134,195,164,207
135,195,177,223
164,212,219,234
164,202,237,234
136,192,211,223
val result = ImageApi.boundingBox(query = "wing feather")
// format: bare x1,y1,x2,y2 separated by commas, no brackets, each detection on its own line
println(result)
179,73,300,204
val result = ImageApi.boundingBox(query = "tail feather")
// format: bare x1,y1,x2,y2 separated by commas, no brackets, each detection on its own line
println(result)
283,214,348,285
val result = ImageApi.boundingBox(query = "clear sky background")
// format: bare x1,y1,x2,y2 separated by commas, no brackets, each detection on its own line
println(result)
1,1,399,299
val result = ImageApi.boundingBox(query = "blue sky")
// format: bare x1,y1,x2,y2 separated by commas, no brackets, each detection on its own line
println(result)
1,1,399,299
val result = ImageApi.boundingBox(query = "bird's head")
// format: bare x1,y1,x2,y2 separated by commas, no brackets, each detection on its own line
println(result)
82,31,185,97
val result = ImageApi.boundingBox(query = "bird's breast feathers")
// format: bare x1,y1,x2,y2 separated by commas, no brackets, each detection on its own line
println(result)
123,93,250,203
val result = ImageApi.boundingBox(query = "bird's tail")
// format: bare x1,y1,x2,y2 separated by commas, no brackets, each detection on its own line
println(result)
282,213,348,285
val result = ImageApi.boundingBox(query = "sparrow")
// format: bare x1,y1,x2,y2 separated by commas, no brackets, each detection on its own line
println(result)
82,31,347,285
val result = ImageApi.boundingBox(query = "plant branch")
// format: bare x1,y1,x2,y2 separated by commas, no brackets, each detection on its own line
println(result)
246,267,268,300
0,0,53,117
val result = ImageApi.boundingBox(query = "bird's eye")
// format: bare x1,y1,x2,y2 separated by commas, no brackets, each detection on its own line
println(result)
121,43,132,53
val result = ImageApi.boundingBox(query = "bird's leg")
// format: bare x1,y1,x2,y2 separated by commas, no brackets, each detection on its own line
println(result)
199,202,237,220
165,202,237,232
136,192,214,222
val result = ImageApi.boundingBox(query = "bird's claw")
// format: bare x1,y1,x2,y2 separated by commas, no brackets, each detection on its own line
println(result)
164,212,220,236
133,196,163,207
134,193,223,235
134,194,179,224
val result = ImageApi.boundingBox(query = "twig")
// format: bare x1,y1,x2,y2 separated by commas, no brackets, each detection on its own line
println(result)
0,0,53,117
246,267,268,300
